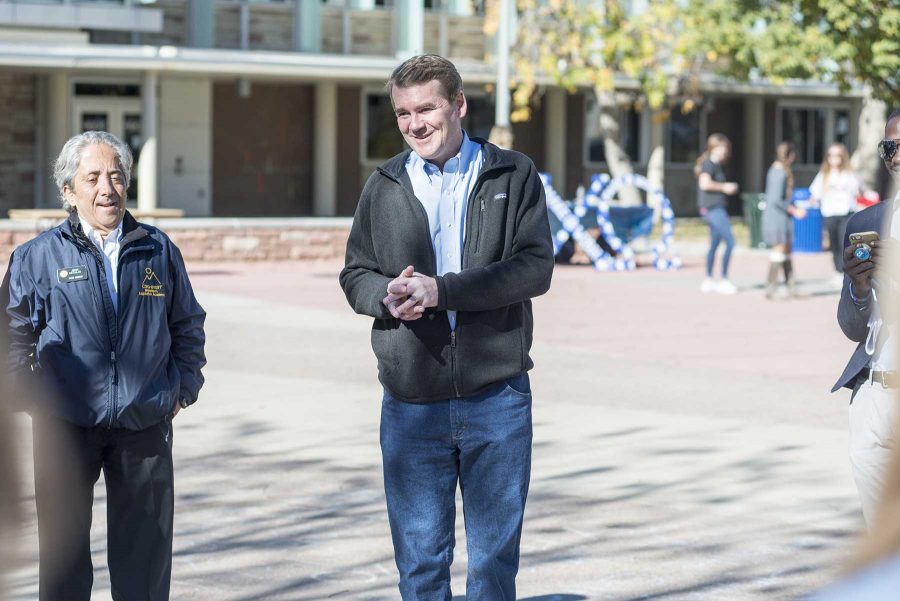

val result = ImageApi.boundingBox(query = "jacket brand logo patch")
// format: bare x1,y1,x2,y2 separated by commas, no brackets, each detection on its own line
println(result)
57,266,88,283
139,267,165,298
493,193,508,200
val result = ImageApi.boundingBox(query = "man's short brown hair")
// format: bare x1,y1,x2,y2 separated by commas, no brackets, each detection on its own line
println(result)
386,54,464,103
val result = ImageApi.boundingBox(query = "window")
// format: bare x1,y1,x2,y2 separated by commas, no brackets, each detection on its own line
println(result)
363,92,496,161
777,103,857,166
74,83,140,97
585,96,642,165
781,107,826,165
374,0,436,7
667,106,702,164
834,109,851,149
365,94,404,161
461,95,495,140
374,0,481,13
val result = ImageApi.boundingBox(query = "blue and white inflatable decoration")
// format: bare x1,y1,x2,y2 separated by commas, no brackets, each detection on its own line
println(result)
540,173,611,270
593,173,682,271
541,171,681,272
582,175,637,271
540,173,573,255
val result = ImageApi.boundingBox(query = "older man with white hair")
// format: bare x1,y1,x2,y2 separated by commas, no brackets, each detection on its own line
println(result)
1,130,206,601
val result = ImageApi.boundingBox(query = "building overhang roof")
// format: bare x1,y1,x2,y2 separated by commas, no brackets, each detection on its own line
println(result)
0,43,864,97
0,43,498,84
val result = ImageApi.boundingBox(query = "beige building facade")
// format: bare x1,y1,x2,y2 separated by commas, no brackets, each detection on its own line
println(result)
0,0,876,220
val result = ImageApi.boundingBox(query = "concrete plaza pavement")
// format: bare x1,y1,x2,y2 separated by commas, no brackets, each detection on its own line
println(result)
4,244,869,600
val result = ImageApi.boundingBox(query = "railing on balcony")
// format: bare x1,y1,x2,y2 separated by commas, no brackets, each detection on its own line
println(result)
0,0,163,34
81,0,486,60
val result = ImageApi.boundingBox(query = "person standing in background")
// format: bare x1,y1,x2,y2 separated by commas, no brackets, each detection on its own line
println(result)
831,110,900,527
695,134,740,294
811,142,867,286
340,55,554,599
762,141,806,298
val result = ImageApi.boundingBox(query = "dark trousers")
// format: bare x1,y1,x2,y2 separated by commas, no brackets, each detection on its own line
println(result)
32,416,175,601
824,214,851,272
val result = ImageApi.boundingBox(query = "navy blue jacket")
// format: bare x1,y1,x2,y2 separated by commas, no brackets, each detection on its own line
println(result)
832,198,894,392
2,212,206,430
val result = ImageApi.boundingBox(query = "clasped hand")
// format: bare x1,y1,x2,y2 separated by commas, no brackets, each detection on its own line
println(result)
382,265,439,321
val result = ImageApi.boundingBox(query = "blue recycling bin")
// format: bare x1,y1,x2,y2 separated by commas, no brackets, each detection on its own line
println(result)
791,187,823,253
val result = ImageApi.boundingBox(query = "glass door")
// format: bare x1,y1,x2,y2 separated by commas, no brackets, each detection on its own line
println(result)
72,98,142,202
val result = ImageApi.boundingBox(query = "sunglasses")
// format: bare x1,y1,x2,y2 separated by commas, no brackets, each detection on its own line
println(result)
878,139,900,161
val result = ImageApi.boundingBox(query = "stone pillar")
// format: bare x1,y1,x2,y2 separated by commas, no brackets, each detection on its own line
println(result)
494,0,510,129
138,71,158,211
187,0,214,48
44,72,70,208
314,82,338,217
852,91,887,192
743,95,764,193
394,0,424,58
294,0,322,53
544,87,566,193
646,111,666,218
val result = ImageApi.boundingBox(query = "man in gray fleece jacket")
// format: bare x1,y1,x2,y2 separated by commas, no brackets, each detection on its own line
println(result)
340,55,553,600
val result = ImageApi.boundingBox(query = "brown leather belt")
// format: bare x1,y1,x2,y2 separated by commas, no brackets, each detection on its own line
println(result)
859,368,900,389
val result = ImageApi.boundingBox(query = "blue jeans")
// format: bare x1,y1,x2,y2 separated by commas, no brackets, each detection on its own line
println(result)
703,206,735,277
380,373,533,601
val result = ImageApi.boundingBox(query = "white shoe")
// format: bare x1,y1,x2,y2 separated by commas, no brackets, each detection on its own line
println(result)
700,277,716,293
716,279,739,294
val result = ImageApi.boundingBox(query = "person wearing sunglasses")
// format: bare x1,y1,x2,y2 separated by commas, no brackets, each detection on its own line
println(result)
832,109,900,527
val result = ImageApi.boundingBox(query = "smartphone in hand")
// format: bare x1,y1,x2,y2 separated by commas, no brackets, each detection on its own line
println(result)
849,231,880,261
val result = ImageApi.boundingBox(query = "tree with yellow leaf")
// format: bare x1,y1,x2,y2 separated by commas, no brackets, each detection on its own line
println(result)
507,0,687,203
503,0,898,198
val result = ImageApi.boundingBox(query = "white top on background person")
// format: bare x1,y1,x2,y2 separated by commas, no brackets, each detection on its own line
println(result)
810,144,865,217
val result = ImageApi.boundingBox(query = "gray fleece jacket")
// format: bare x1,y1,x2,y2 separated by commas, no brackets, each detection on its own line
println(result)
339,139,554,403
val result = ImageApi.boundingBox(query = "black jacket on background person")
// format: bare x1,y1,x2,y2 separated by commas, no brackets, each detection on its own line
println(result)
2,211,206,430
340,140,554,403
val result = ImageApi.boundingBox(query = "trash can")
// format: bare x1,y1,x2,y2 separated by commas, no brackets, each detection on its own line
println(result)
742,192,767,249
791,187,823,253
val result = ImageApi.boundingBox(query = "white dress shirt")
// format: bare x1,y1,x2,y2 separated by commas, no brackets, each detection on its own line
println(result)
79,216,123,314
869,193,900,372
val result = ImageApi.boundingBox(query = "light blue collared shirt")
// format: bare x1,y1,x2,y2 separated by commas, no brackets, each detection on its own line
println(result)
406,131,484,330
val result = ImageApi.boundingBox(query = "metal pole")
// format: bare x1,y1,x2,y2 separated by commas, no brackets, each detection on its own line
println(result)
240,2,250,50
495,0,510,129
138,71,158,211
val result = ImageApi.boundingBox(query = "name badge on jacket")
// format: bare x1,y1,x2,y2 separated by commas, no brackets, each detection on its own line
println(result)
57,266,89,283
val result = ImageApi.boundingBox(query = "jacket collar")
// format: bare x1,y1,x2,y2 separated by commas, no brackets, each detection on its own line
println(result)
875,196,895,239
377,136,515,183
63,210,149,246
